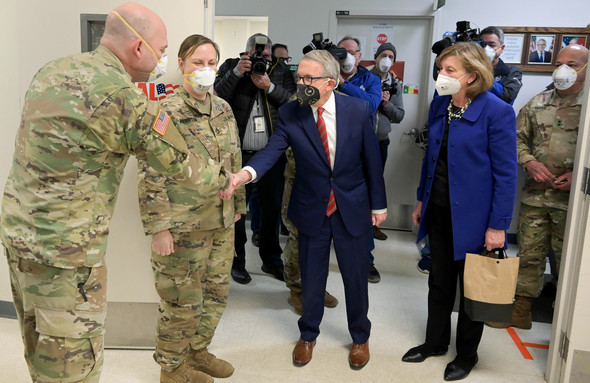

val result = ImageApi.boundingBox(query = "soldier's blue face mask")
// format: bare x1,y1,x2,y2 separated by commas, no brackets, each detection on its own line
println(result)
112,10,168,82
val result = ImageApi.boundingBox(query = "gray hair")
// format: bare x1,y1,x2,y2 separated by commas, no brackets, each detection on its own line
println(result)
245,33,272,52
302,50,340,80
480,26,505,45
337,35,361,51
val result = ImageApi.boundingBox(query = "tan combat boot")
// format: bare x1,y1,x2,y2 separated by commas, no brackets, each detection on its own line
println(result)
187,348,234,378
324,291,339,308
288,290,303,315
511,295,533,329
160,362,213,383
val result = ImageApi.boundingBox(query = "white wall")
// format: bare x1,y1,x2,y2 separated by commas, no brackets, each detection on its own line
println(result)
214,16,269,64
0,1,21,302
0,0,208,303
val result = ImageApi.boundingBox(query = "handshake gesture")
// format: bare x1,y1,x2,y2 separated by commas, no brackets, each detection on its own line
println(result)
218,169,252,200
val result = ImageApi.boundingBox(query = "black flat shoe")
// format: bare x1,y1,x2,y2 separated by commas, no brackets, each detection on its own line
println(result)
231,268,252,284
261,264,285,281
402,344,448,363
444,356,478,381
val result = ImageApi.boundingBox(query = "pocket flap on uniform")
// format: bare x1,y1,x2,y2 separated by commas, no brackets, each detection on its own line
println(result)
35,306,106,338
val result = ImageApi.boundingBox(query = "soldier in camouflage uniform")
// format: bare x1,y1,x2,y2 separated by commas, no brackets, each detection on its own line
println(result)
281,149,339,315
137,35,246,383
1,5,231,383
490,44,588,329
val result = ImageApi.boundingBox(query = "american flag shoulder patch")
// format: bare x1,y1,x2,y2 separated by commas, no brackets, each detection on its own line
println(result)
152,109,170,135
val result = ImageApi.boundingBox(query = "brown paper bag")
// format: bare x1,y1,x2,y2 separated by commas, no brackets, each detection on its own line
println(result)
463,249,520,322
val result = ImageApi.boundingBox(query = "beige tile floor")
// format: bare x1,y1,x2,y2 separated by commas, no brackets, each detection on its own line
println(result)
1,229,550,382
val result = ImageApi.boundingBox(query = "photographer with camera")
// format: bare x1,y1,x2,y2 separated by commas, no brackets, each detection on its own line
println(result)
480,26,523,105
337,36,382,115
369,42,405,242
215,33,296,285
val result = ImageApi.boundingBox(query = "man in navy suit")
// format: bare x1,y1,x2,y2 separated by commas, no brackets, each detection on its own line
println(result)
528,39,552,63
221,49,387,369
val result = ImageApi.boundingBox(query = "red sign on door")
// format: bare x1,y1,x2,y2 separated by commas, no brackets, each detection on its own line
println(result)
377,34,388,44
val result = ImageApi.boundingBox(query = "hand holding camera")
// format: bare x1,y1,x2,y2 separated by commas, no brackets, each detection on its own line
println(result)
252,73,271,91
236,52,252,75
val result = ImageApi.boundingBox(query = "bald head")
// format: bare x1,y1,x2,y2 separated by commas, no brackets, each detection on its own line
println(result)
102,2,166,46
555,44,589,94
557,44,589,64
100,2,168,82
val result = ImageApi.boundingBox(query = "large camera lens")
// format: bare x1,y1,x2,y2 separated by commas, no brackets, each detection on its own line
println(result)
252,60,267,76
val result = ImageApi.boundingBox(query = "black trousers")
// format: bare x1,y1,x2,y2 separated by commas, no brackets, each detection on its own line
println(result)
424,203,483,364
233,151,286,270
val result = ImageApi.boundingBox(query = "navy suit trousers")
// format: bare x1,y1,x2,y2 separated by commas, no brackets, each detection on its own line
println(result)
297,209,371,344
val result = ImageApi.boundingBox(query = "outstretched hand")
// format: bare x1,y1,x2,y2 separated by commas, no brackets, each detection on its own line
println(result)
218,170,252,200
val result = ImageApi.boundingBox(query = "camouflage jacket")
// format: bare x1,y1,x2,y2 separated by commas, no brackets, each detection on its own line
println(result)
516,88,582,210
1,45,229,268
138,89,246,235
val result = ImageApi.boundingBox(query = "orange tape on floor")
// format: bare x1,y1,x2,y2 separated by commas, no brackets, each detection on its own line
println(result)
506,327,549,360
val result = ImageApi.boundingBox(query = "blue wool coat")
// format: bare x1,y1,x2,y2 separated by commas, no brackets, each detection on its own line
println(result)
416,91,518,260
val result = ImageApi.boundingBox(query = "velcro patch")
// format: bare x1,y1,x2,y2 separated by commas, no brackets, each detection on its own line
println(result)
152,109,170,135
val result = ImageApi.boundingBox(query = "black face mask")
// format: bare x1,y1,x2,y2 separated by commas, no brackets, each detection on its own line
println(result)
296,83,321,106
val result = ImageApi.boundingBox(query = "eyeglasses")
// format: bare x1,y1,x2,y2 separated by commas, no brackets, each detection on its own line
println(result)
278,56,292,63
296,75,331,86
347,50,361,56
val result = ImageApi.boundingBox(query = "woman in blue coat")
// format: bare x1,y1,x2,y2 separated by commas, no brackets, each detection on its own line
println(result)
402,43,517,381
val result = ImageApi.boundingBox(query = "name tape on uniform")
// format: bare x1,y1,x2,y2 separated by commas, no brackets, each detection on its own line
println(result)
153,109,170,135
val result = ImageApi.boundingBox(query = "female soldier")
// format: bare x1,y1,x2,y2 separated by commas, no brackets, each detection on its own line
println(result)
138,35,245,383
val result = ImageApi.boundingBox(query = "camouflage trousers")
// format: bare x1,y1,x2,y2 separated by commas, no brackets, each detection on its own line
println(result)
152,225,234,371
6,248,106,383
281,176,302,294
515,203,567,298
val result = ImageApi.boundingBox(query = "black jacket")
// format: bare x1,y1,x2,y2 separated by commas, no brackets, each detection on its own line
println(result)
491,58,523,104
214,57,296,143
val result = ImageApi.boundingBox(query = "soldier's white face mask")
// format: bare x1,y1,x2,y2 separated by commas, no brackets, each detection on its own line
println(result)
378,57,393,73
552,63,587,90
435,73,468,96
112,10,168,82
185,67,216,93
148,52,168,82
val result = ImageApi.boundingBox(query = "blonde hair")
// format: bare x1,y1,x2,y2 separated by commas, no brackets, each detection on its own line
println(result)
436,42,494,100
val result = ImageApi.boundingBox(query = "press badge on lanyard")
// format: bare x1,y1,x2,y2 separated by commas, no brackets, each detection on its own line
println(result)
253,116,265,132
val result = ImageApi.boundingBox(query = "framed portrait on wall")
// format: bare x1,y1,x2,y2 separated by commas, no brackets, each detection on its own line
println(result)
527,34,555,64
561,35,587,50
498,26,590,72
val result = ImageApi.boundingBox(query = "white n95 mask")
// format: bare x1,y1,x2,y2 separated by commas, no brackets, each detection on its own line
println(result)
378,57,393,73
148,53,168,82
340,53,356,73
185,67,216,93
435,73,467,96
552,64,586,90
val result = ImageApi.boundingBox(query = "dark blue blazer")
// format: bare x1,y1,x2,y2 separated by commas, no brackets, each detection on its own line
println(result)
247,93,387,237
416,91,517,260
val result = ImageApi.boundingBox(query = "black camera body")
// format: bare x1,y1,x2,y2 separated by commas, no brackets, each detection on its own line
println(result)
431,21,486,80
381,80,399,95
303,32,348,60
431,21,486,56
250,36,270,76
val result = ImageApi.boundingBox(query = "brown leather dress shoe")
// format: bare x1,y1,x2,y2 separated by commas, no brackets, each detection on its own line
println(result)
349,341,370,369
293,339,316,366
